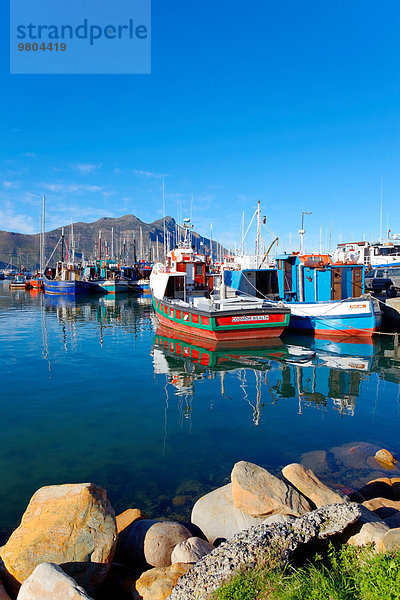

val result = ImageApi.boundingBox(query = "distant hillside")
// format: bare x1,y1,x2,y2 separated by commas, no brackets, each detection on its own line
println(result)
0,214,223,269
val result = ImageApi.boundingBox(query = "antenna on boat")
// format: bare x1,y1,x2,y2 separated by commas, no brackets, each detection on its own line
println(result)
255,201,262,260
299,210,311,254
379,176,383,244
162,179,166,260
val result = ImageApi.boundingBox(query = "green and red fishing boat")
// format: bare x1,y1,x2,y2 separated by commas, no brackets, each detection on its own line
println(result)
150,224,290,342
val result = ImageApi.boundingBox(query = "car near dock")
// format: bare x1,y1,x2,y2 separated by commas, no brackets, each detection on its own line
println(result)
365,266,400,297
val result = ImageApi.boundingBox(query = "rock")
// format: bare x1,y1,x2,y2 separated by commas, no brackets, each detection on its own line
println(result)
191,483,265,544
231,461,312,517
0,579,11,600
362,497,400,519
346,506,389,547
17,563,94,600
262,514,295,526
330,442,381,471
282,463,347,508
377,528,400,553
172,496,191,508
384,513,400,529
354,478,395,501
98,562,141,599
169,503,361,600
116,520,191,568
301,450,336,477
116,509,144,534
0,483,116,596
133,563,192,600
171,538,213,564
375,449,397,468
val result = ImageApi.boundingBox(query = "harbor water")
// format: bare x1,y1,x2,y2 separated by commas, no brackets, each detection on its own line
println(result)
1,281,400,541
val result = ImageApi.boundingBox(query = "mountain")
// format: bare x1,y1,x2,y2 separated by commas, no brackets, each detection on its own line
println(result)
0,214,222,269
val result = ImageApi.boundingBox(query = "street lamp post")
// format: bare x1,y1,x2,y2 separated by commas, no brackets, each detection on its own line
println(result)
299,211,312,254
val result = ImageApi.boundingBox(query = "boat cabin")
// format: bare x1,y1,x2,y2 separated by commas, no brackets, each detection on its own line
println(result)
276,254,365,302
151,246,216,301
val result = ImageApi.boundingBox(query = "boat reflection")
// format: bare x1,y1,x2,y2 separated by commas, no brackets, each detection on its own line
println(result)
152,328,400,421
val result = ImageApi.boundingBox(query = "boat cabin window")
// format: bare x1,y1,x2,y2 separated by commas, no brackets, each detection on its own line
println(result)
376,270,385,278
165,276,185,299
195,264,203,276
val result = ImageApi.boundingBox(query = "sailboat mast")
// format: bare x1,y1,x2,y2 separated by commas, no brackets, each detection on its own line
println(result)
71,220,75,264
162,179,166,260
42,195,46,271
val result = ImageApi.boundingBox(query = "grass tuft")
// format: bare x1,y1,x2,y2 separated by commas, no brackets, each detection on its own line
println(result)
212,543,400,600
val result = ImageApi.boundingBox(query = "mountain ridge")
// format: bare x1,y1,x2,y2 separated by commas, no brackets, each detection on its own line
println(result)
0,214,221,269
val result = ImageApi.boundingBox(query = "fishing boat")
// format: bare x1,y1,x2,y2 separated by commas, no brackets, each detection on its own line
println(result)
273,253,381,337
150,222,290,342
43,262,93,296
9,274,30,290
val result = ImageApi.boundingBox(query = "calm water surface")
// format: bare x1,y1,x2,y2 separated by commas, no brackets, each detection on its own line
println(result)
1,281,400,538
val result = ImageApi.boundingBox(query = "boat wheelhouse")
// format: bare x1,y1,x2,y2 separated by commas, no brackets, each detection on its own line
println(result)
275,253,381,337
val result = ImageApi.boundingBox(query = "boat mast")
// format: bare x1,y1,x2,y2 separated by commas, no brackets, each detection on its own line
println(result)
379,175,383,244
99,229,102,261
255,201,261,261
111,226,114,260
70,220,75,264
42,195,46,272
162,179,166,260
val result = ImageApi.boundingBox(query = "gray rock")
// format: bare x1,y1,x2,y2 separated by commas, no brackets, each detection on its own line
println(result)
171,537,213,564
262,514,295,526
191,483,265,544
169,503,361,600
18,563,93,599
116,519,191,568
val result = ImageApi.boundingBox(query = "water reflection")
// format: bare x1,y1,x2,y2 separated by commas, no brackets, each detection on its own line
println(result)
152,327,400,423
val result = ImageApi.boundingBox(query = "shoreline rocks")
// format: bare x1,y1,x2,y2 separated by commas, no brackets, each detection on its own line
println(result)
0,444,399,599
0,483,116,597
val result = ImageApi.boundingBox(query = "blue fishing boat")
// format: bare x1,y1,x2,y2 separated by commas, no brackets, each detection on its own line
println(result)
43,262,92,296
274,254,381,337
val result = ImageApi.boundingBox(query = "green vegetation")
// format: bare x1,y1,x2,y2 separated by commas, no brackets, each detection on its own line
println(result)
212,544,400,600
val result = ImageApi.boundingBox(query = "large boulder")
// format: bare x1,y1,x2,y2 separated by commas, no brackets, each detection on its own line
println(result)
0,483,116,596
346,506,389,547
17,563,94,600
171,538,213,564
169,503,361,600
231,461,312,517
282,463,348,508
191,484,265,544
133,563,192,600
116,520,191,568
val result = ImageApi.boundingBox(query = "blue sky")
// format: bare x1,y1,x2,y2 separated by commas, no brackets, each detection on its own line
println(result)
1,0,400,253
